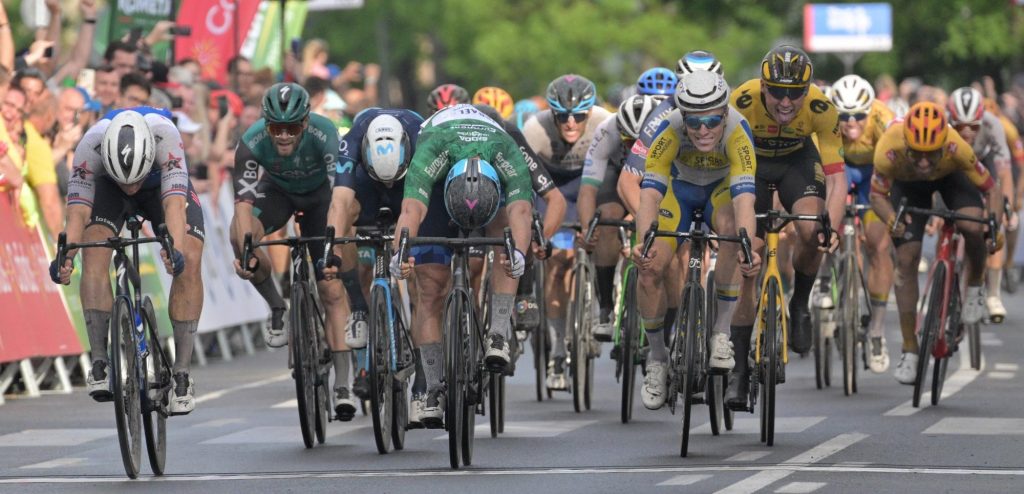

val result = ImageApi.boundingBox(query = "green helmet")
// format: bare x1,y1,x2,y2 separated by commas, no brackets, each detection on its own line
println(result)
262,82,310,123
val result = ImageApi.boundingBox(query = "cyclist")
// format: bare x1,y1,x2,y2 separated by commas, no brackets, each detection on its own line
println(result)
984,98,1024,291
522,74,613,390
390,104,533,427
513,98,544,131
829,74,896,373
427,84,470,115
632,70,761,409
51,107,203,415
948,87,1013,322
870,101,1003,384
473,86,516,120
228,83,354,417
725,46,845,409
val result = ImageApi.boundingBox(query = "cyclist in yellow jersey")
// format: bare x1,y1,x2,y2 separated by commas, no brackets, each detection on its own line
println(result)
870,102,1003,385
830,74,895,373
983,98,1024,290
727,46,845,408
632,70,761,409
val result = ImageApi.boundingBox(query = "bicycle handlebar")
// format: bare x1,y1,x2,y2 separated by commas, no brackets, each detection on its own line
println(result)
755,210,833,248
55,222,173,285
532,210,551,258
640,220,753,267
397,227,516,265
241,232,331,274
895,197,999,250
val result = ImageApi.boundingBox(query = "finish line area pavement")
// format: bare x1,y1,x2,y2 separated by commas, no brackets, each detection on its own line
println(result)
1,299,1022,493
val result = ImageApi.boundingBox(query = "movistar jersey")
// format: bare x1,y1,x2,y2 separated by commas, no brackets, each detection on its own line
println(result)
234,113,339,202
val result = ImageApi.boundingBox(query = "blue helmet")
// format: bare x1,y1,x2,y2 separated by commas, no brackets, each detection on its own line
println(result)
545,74,597,114
636,67,677,97
444,157,502,230
514,99,540,130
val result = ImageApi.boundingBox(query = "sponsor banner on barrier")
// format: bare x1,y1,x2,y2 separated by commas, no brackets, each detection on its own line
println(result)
0,193,82,362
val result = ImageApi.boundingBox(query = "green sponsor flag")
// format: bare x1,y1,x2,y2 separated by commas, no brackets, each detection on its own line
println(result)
241,1,309,73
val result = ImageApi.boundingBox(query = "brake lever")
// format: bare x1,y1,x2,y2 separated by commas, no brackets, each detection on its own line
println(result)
640,220,659,259
584,209,602,245
738,227,753,268
242,232,256,273
818,212,833,249
395,227,410,277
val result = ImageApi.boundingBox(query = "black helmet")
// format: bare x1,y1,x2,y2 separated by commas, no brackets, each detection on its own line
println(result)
760,45,813,87
444,157,502,231
427,84,470,112
545,74,596,113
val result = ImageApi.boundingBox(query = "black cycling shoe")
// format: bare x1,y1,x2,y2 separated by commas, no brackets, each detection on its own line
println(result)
789,299,813,355
334,387,357,421
351,369,370,401
725,367,751,411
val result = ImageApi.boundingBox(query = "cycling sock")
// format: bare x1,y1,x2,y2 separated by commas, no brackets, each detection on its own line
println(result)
489,293,515,340
339,268,369,313
730,325,754,368
549,318,566,359
171,319,198,374
412,348,426,395
898,311,917,353
253,276,286,313
420,342,444,392
987,268,1002,300
596,266,616,314
792,271,816,311
644,319,668,362
868,293,888,338
84,309,111,363
333,351,351,389
714,285,740,335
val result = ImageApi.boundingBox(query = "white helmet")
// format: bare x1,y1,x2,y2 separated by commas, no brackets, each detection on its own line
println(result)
676,50,723,77
948,87,985,125
362,114,411,183
616,94,657,140
674,70,730,113
831,75,874,114
101,111,156,185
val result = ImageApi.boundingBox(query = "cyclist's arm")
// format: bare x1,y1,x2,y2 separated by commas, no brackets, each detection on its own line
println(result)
869,143,897,226
540,186,567,239
495,137,536,254
813,98,847,231
154,120,192,248
617,167,642,216
579,119,615,229
985,114,1015,212
952,131,1001,223
394,131,444,250
726,117,758,239
231,142,261,248
327,186,360,270
636,128,678,244
64,126,104,254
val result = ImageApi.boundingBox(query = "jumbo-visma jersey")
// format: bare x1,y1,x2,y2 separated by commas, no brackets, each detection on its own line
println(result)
730,80,845,175
843,100,894,166
870,122,994,196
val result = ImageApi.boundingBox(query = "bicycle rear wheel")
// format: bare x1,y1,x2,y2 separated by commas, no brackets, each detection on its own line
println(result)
570,266,588,413
704,272,723,436
461,295,479,467
932,274,960,405
913,263,944,408
368,284,394,454
111,296,142,479
761,280,780,446
290,283,317,448
444,295,465,469
841,254,859,396
533,262,548,402
679,286,700,457
141,297,168,475
621,267,640,424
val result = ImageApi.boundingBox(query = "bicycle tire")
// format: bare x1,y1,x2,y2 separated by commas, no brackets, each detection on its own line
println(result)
141,297,167,475
933,274,960,405
570,265,587,413
842,253,859,396
460,295,478,467
444,294,465,469
812,302,824,390
680,286,700,457
533,262,548,402
290,283,317,449
368,284,394,454
489,373,501,438
762,279,780,447
314,322,329,446
913,262,944,408
111,296,142,479
392,379,408,450
621,267,639,424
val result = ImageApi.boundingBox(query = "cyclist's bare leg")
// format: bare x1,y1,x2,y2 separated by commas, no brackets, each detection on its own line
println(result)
545,249,572,360
484,208,524,342
637,238,672,362
711,204,742,336
894,242,923,353
955,206,988,286
412,263,450,392
167,233,204,373
80,224,116,362
865,218,894,337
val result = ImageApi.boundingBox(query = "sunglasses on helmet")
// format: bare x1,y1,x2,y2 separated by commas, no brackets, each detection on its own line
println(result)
839,112,868,122
267,121,304,137
764,84,809,101
554,111,588,124
683,114,726,130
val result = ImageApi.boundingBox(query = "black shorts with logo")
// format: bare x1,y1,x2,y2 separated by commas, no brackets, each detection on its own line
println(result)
88,177,205,241
754,141,827,237
889,171,985,247
252,177,331,269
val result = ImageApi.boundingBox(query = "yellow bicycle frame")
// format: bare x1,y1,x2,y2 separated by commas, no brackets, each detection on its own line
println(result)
754,228,789,366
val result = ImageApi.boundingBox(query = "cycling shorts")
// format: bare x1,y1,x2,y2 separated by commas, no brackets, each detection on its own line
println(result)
88,177,205,242
754,140,826,237
657,178,730,251
889,171,984,247
846,162,881,224
252,178,331,279
536,175,581,250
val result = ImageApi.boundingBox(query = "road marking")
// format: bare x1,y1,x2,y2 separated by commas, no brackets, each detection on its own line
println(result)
726,451,772,462
994,363,1019,371
714,433,868,494
271,399,297,409
191,418,246,428
884,350,982,417
201,424,365,444
692,417,825,435
194,373,291,404
775,482,826,493
988,371,1015,379
19,458,86,469
9,462,1024,484
980,334,1002,346
433,420,598,440
924,417,1024,435
657,474,712,486
0,429,114,447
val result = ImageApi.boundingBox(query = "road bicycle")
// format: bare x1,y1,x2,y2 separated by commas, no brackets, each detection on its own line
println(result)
242,229,332,449
642,210,752,456
397,227,515,469
56,218,176,479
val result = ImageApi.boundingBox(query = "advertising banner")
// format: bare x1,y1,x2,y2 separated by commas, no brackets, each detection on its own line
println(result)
174,0,261,84
803,3,893,53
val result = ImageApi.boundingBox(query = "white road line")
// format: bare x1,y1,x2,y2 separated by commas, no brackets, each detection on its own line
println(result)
994,363,1019,371
271,399,297,409
19,458,86,470
657,474,712,486
194,373,290,404
714,433,868,494
7,463,1024,484
923,417,1024,435
884,350,982,417
775,482,826,493
725,451,772,462
988,371,1015,379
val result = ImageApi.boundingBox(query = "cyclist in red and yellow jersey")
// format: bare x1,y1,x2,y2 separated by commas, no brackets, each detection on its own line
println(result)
870,102,1003,385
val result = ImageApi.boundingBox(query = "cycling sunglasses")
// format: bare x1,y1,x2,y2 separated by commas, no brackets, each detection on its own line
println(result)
267,121,304,137
683,114,726,130
554,111,588,124
907,148,944,163
764,84,809,101
839,112,868,122
953,122,981,133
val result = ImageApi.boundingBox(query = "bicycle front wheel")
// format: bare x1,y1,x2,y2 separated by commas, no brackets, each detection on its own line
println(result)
913,263,944,408
290,283,317,448
141,297,168,475
761,279,780,446
621,267,640,423
569,266,588,413
679,286,701,457
368,284,394,454
933,273,961,405
444,295,465,469
111,297,142,479
533,262,548,402
841,254,859,396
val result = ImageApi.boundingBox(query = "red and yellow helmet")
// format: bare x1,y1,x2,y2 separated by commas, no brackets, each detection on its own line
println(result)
472,86,515,120
903,102,949,152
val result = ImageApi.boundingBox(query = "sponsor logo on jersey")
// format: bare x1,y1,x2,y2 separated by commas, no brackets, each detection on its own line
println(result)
630,140,649,157
425,150,450,178
659,208,673,218
71,161,93,179
164,152,183,170
494,152,518,177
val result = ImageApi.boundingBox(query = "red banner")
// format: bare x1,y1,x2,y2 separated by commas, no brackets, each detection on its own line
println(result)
0,192,82,362
174,0,260,84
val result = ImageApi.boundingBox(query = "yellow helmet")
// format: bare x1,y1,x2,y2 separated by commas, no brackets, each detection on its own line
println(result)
472,86,515,120
903,102,949,152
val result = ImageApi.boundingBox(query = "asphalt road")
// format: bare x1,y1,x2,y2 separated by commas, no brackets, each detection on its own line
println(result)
1,288,1023,493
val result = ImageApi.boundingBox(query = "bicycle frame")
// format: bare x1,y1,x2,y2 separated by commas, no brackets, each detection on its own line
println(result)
919,222,961,359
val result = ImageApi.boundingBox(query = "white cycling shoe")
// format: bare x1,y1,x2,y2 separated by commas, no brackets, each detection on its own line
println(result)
868,336,890,374
962,291,987,325
894,352,918,385
709,333,735,374
86,360,112,402
168,373,195,415
986,296,1006,324
641,361,668,410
